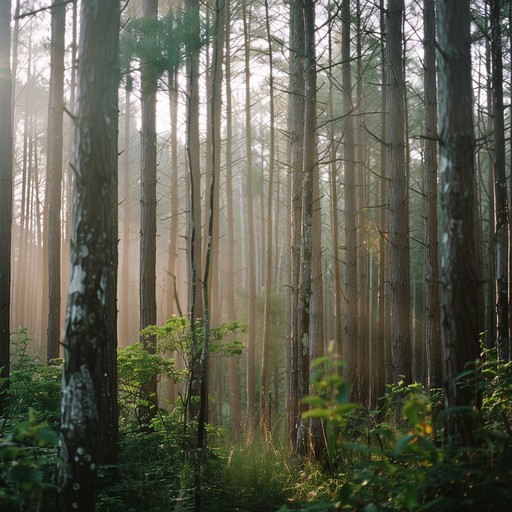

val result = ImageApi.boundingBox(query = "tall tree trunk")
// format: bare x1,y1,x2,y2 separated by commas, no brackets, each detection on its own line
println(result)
423,0,442,388
342,0,358,387
288,0,305,450
289,0,318,455
437,0,481,446
58,0,120,507
376,0,389,401
260,0,276,441
328,23,343,362
61,0,77,348
207,3,223,336
224,0,241,435
387,0,411,384
355,0,368,399
242,0,257,435
302,0,323,458
0,0,12,384
120,81,133,346
166,71,179,319
15,87,31,330
139,0,159,426
490,0,509,361
46,0,66,361
33,149,44,342
186,0,203,326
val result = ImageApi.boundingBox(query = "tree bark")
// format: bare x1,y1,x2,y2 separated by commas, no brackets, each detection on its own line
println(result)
490,0,509,361
387,0,411,384
260,0,276,440
120,81,132,346
58,0,120,507
423,0,442,388
327,23,343,364
342,0,358,388
0,0,12,384
437,0,481,446
376,0,389,400
139,0,159,427
242,0,257,435
288,0,305,450
223,0,241,436
46,0,66,361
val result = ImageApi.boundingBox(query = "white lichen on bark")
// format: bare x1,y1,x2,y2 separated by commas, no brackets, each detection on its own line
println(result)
61,364,98,433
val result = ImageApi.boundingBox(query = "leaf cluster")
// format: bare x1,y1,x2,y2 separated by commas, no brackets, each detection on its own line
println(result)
0,411,58,512
140,315,246,361
2,329,62,430
119,316,245,432
120,7,209,93
291,358,512,512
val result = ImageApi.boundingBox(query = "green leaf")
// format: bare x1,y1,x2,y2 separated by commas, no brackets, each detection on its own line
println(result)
332,403,358,415
455,369,475,381
34,428,59,447
336,381,350,404
403,399,421,425
404,484,418,510
302,409,333,420
10,464,38,485
300,396,327,408
305,501,336,511
392,434,415,458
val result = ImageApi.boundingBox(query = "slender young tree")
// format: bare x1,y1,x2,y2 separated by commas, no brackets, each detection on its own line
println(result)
288,0,305,450
198,0,226,459
186,0,203,327
0,0,12,384
355,0,368,399
46,0,66,361
437,0,481,445
490,0,509,361
139,0,159,426
423,0,442,388
304,0,325,460
224,0,241,435
61,0,78,342
260,0,276,439
327,21,343,363
58,0,120,507
166,68,179,319
120,78,133,346
342,0,358,386
242,0,257,435
387,0,411,383
376,0,389,399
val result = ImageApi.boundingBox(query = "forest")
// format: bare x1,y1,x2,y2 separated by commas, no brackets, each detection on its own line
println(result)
0,0,511,510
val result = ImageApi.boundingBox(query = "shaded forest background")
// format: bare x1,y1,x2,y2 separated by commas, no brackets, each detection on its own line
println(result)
7,0,510,428
1,0,512,509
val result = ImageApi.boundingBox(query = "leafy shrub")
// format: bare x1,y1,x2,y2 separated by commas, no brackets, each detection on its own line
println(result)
290,358,512,512
1,329,62,431
0,411,58,512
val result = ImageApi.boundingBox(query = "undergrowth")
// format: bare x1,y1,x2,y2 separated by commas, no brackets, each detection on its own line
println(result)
0,329,511,511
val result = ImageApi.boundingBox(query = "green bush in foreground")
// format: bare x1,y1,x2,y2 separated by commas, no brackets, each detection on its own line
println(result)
285,355,512,512
0,411,58,512
2,329,511,511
